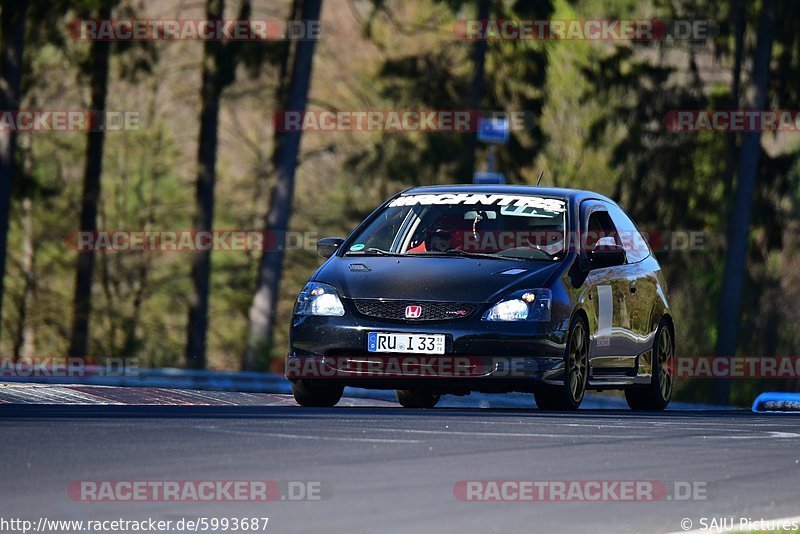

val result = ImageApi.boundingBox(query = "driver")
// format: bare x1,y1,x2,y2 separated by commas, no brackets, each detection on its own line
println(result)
528,225,565,256
426,229,453,252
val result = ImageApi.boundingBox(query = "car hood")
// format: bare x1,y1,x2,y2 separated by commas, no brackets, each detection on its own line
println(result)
315,256,562,303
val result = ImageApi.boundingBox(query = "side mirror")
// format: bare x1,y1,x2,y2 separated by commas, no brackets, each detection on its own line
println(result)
317,237,345,258
588,236,626,268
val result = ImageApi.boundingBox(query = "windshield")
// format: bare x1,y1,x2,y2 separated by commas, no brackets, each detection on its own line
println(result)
346,192,568,261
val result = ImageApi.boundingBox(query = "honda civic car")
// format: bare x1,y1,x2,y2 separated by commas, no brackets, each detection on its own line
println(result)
287,185,674,411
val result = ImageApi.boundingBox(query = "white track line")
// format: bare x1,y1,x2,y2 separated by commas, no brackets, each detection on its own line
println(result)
251,432,423,444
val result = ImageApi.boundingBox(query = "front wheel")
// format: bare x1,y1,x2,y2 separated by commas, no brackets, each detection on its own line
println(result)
625,320,673,411
533,316,589,411
291,380,344,407
396,389,440,408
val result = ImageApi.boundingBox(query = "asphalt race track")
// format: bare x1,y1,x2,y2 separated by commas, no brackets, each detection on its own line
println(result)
1,384,799,534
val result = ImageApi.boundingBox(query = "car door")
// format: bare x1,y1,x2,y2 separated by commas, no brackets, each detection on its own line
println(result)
580,202,638,370
605,202,658,357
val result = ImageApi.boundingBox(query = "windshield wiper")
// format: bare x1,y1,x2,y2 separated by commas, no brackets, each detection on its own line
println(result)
525,246,559,259
496,247,564,262
347,247,403,256
406,250,505,260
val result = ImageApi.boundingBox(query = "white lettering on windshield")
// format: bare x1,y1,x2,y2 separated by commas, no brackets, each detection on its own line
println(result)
388,193,566,212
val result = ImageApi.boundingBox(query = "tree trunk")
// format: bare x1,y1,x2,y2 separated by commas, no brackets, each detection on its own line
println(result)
0,0,28,346
714,0,778,405
461,0,489,181
243,0,323,371
12,134,34,359
711,0,746,405
68,4,112,358
721,0,746,216
270,0,302,173
185,0,225,369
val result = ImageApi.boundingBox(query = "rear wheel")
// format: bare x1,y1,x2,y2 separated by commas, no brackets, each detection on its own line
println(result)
533,316,589,411
291,380,344,407
396,389,440,408
625,321,673,411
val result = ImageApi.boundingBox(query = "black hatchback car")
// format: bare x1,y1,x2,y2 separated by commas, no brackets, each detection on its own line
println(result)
287,185,674,411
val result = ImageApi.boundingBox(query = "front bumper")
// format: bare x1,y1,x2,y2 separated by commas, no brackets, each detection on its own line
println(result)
287,307,569,394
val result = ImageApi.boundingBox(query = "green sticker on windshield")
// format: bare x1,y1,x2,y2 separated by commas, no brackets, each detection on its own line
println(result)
349,243,365,251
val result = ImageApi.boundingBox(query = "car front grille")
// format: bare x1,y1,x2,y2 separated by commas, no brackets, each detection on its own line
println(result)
352,299,479,321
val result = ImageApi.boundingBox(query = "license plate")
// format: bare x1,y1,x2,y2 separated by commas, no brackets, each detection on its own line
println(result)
367,332,445,354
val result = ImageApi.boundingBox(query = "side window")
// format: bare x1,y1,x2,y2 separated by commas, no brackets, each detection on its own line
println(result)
606,203,651,263
584,209,620,253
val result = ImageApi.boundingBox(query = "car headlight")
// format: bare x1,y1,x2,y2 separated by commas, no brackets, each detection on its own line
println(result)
483,288,552,322
294,282,345,316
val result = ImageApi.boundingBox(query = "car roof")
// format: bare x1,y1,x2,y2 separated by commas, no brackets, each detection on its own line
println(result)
400,184,616,205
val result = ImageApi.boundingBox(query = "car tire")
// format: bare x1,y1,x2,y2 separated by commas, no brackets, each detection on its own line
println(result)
396,389,440,408
624,320,673,411
291,380,344,407
533,316,589,411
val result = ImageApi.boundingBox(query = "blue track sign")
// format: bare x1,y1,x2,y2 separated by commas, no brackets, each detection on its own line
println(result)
477,117,509,144
473,172,506,184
